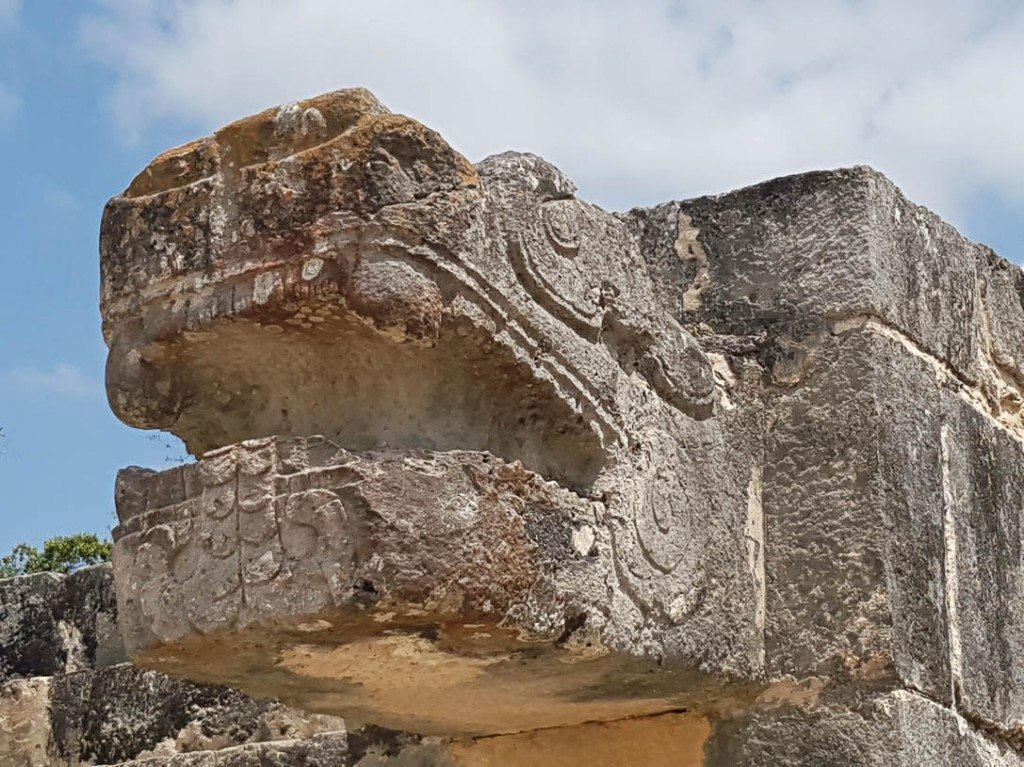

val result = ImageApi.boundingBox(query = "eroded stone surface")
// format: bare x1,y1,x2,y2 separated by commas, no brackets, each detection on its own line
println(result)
635,167,1024,440
0,677,51,766
122,733,354,766
100,88,1024,760
49,663,346,765
0,645,436,767
112,438,602,652
113,436,758,734
124,730,453,767
943,404,1024,739
705,690,1022,766
102,92,768,733
0,565,125,683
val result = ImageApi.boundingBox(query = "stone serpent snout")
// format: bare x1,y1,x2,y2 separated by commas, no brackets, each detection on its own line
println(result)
100,89,734,736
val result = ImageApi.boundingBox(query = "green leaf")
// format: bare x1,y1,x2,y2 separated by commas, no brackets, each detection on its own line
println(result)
0,534,112,577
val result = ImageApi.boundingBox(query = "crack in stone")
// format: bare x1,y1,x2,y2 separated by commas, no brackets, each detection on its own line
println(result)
829,313,1024,443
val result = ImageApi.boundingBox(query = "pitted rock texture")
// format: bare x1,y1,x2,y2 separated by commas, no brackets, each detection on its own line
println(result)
122,733,355,766
0,566,124,683
48,663,346,765
705,689,1022,766
635,167,1024,439
0,566,434,766
99,88,1024,762
0,677,51,766
112,437,602,654
632,170,1024,737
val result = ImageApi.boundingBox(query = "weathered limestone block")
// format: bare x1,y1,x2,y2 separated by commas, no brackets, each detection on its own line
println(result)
705,690,1021,766
0,659,416,766
943,403,1024,739
99,87,1024,761
0,677,51,767
0,565,125,682
122,713,714,767
0,663,346,765
112,437,602,651
634,166,1024,435
753,328,952,698
633,167,1024,720
49,663,346,765
123,733,352,766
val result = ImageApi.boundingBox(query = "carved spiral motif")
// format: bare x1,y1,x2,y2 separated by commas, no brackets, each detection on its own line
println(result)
542,200,581,255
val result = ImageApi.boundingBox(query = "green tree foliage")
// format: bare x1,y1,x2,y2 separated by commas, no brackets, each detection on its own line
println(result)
0,534,112,578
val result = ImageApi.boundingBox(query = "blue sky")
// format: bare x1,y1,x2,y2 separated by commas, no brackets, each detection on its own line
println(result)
1,0,1023,552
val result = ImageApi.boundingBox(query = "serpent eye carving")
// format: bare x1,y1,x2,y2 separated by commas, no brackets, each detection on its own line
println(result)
542,199,581,255
506,178,716,416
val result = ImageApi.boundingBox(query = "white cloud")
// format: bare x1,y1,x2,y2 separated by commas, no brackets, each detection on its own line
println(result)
5,363,103,398
81,0,1024,222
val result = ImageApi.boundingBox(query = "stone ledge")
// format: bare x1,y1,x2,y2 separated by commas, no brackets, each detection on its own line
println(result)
112,436,754,735
705,689,1024,766
634,165,1024,425
112,437,604,652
